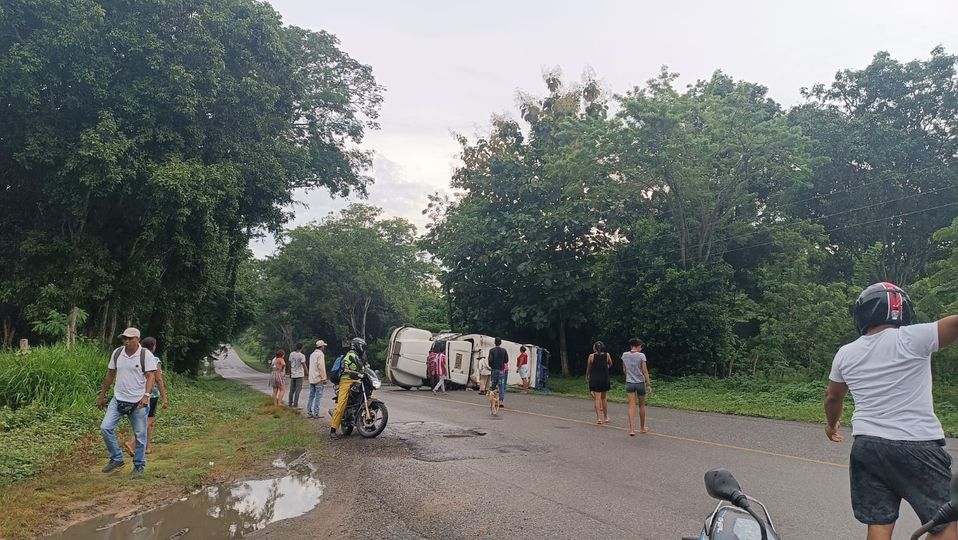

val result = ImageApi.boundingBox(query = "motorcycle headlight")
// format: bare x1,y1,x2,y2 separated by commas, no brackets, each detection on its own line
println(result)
372,379,382,389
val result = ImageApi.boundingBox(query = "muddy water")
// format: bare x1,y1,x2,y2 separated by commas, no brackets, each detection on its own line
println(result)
46,453,323,539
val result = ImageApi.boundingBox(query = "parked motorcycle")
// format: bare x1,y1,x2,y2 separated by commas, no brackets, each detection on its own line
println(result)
331,366,389,438
683,468,958,540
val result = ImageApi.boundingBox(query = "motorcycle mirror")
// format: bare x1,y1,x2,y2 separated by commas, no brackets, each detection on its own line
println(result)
704,469,750,509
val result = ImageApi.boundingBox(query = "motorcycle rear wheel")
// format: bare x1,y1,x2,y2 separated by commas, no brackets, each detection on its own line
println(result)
356,401,388,438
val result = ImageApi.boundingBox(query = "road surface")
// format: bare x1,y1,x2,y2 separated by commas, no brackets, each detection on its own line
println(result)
216,348,956,539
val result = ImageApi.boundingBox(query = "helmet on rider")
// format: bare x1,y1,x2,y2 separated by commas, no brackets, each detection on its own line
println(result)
350,337,367,355
853,282,916,336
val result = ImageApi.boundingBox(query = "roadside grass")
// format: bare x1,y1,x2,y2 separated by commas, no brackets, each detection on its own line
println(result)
0,345,320,539
234,344,272,374
544,375,958,437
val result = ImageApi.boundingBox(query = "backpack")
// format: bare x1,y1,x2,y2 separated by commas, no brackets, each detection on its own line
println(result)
329,354,345,384
111,347,147,373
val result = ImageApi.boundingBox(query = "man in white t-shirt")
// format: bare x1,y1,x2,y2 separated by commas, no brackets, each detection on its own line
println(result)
825,283,958,540
287,343,308,408
96,327,158,477
306,340,328,418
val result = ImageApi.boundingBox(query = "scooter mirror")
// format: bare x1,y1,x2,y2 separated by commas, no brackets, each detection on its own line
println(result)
705,469,749,509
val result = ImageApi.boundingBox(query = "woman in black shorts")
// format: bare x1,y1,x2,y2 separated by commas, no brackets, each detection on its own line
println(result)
585,341,612,424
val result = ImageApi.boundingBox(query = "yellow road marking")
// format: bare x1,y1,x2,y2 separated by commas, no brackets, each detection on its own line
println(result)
394,391,848,469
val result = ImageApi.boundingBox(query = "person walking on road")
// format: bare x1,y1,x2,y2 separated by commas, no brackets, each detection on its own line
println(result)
306,340,328,418
824,283,958,540
516,346,530,394
124,336,168,456
478,353,492,395
488,338,509,408
269,350,287,407
586,341,612,424
287,343,307,408
96,327,158,477
621,338,651,436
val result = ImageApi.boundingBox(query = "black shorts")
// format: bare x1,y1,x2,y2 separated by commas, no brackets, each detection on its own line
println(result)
147,397,159,418
625,382,646,396
850,435,952,532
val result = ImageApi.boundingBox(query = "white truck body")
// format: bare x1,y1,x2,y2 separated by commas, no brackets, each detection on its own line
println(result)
385,326,543,389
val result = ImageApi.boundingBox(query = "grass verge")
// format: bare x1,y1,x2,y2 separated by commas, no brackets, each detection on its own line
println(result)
0,366,319,539
234,344,272,374
544,375,958,437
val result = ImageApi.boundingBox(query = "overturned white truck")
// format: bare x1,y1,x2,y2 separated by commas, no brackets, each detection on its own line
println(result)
385,326,549,390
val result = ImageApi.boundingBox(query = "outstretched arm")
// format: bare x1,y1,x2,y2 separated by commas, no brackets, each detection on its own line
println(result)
939,315,958,349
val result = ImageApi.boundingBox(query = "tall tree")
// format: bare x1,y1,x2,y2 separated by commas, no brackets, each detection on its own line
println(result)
789,48,958,285
0,0,381,369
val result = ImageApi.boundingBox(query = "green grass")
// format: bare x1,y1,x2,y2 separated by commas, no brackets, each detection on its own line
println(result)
234,343,272,373
545,374,958,437
0,344,320,539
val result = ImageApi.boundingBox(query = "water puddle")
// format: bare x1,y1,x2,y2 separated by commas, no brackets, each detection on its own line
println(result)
46,451,323,539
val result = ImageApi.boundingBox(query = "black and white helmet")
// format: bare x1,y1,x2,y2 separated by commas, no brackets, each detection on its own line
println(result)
853,282,916,336
350,337,367,355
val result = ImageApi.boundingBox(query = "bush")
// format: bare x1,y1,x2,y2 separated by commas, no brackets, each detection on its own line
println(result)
0,344,105,410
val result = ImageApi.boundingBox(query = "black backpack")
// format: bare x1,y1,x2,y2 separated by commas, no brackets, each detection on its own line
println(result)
111,347,147,373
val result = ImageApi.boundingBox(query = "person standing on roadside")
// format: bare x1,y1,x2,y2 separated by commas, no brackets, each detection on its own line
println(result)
516,346,530,394
488,338,509,408
269,349,287,407
621,338,651,436
824,283,958,540
432,347,448,394
306,340,328,418
586,341,612,424
287,343,307,408
96,327,158,477
478,354,492,395
124,336,168,456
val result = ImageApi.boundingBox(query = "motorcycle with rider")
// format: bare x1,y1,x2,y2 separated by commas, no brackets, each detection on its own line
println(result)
328,337,388,439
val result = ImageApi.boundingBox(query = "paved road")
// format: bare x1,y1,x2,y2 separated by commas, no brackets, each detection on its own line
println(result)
216,349,956,539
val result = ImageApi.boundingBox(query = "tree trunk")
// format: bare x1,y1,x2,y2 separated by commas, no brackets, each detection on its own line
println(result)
751,354,759,377
2,316,13,349
558,314,570,376
65,306,79,349
108,306,118,345
99,300,110,346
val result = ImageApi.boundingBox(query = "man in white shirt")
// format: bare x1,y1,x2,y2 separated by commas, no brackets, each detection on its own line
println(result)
287,343,308,408
825,283,958,540
306,340,328,418
96,327,158,477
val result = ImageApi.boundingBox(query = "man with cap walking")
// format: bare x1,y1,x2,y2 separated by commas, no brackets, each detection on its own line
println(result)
306,340,328,418
96,327,158,477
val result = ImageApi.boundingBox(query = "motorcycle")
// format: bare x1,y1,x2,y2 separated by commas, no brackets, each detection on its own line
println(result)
683,468,958,540
331,366,389,438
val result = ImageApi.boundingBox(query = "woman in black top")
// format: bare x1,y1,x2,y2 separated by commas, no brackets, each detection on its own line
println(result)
586,341,612,424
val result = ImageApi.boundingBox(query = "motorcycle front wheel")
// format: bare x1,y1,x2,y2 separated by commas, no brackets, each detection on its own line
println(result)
356,401,388,438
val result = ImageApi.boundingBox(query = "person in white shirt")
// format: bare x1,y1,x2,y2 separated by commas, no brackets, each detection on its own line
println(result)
825,282,958,540
287,343,308,408
96,327,158,477
306,340,328,418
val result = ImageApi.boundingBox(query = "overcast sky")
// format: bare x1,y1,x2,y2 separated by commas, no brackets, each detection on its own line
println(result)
251,0,958,257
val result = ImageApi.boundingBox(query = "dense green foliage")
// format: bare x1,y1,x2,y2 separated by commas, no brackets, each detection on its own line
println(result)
245,204,443,366
426,51,958,379
0,0,381,372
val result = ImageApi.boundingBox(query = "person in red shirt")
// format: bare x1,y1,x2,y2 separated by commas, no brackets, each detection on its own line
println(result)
516,346,530,394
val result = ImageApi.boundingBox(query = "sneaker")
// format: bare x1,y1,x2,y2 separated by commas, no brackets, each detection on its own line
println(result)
101,460,125,473
329,431,340,440
305,413,314,418
131,465,145,477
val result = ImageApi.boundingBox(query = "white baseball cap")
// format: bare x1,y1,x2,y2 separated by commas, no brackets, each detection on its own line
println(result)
118,327,141,339
315,340,327,347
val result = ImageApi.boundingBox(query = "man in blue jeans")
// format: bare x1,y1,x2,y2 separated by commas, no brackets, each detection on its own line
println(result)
487,338,509,408
96,327,157,477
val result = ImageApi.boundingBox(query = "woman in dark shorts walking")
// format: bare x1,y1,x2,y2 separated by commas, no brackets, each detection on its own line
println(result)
585,341,612,424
